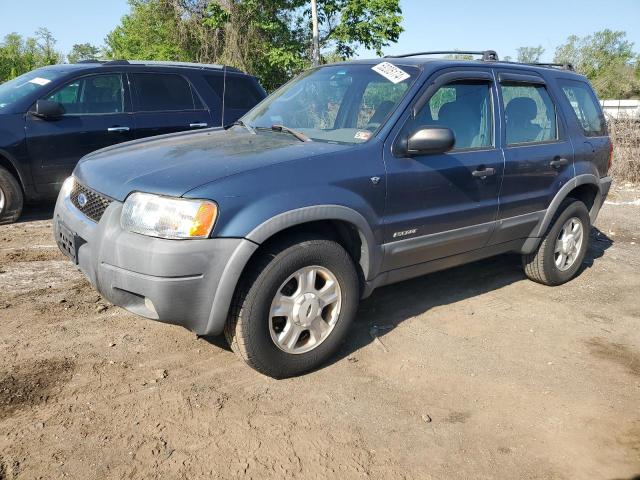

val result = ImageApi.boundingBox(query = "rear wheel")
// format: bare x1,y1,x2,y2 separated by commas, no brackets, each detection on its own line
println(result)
0,166,23,225
225,235,359,378
522,198,590,286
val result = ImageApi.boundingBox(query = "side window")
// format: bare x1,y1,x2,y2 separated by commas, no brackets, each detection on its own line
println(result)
46,74,124,114
502,84,557,145
559,80,606,137
356,81,408,130
205,75,262,109
411,81,493,150
133,73,195,112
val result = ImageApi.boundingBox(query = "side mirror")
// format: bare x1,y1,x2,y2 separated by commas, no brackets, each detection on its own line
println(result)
32,99,65,119
404,126,455,156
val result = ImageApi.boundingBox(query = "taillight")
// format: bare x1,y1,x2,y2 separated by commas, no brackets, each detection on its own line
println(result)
608,141,614,170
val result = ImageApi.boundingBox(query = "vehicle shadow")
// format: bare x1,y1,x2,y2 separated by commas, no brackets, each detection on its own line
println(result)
328,227,614,367
17,202,56,223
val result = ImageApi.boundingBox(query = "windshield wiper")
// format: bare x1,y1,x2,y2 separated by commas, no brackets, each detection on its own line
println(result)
230,120,256,134
270,124,311,142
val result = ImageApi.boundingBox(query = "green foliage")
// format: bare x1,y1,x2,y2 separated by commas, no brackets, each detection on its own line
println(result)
67,43,101,63
554,29,638,98
516,45,544,63
0,28,62,82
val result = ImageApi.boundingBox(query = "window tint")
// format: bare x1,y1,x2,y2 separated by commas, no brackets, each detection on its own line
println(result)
46,74,124,114
502,84,557,145
559,80,606,137
133,73,195,112
205,75,261,109
356,81,408,129
412,82,493,150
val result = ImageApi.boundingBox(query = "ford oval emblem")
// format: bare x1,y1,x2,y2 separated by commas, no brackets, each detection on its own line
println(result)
77,193,88,207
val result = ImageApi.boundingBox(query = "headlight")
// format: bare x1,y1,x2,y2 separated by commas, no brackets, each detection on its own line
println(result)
61,176,75,197
121,192,218,239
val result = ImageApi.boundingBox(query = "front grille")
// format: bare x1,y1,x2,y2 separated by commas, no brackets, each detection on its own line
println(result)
70,181,112,223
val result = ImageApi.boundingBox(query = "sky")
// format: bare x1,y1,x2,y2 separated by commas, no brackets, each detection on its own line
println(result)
1,0,639,62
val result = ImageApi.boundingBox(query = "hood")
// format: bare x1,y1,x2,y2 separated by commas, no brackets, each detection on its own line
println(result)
74,127,351,201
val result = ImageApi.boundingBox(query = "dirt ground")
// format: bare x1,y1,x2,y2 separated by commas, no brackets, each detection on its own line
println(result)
1,187,639,480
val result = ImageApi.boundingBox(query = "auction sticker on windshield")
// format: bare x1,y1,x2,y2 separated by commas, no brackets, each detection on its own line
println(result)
371,62,411,84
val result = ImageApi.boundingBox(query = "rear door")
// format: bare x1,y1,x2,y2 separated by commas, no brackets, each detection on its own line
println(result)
382,68,503,271
130,72,211,138
490,70,575,244
26,72,134,192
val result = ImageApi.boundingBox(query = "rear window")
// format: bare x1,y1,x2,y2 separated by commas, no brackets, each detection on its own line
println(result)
559,80,606,137
205,75,262,109
133,73,195,112
502,84,557,145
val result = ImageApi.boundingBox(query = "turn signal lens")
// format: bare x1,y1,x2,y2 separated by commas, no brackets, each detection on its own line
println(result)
189,203,218,237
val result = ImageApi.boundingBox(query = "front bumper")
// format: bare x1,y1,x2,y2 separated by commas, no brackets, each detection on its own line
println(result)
53,189,258,335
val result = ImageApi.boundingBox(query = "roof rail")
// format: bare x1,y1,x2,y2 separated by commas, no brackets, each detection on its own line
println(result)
525,62,575,71
385,50,499,61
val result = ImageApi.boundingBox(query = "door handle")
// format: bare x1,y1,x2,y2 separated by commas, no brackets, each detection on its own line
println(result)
550,157,569,168
107,126,130,133
471,167,496,178
189,122,208,128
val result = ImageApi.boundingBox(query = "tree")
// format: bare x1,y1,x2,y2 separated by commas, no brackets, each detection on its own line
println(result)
105,0,403,91
554,29,638,98
67,43,101,63
516,45,544,63
0,30,62,82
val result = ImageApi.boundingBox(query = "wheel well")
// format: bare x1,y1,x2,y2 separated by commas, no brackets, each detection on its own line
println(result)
242,220,366,291
567,183,599,213
0,154,24,193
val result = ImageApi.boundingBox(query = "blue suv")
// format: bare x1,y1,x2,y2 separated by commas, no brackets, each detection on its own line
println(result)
53,51,612,377
0,60,265,223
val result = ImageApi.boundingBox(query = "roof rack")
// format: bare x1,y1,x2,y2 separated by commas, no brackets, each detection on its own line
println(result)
72,59,242,72
525,62,575,71
385,50,499,61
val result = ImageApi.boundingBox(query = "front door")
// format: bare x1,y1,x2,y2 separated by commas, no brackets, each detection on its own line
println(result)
26,73,134,194
382,70,502,271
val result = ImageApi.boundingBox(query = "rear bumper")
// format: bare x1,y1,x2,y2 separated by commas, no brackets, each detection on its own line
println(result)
53,190,257,335
591,175,612,223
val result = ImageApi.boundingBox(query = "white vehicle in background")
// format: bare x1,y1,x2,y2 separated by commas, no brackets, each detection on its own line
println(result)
600,99,640,121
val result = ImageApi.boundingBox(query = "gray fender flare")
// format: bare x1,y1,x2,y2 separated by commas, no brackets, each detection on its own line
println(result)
246,205,381,281
204,205,382,335
521,174,608,254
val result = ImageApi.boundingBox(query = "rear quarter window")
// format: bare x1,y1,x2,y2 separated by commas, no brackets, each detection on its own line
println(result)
558,79,606,137
205,75,262,109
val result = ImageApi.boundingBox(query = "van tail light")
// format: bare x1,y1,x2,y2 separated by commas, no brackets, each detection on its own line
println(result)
608,141,614,170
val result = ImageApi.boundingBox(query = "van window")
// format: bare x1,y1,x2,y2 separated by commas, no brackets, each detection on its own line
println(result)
502,84,557,145
133,73,195,112
412,82,493,150
46,74,124,114
559,80,606,137
205,75,262,109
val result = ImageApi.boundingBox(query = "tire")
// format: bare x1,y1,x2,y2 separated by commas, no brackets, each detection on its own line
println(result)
0,166,23,225
522,198,590,286
225,234,360,378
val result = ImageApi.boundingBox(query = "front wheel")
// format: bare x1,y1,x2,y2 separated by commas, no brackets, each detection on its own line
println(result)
0,166,23,225
522,198,590,286
225,235,360,378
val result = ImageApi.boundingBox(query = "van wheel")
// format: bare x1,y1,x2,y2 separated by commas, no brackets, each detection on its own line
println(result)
0,166,23,225
224,235,359,378
522,198,590,286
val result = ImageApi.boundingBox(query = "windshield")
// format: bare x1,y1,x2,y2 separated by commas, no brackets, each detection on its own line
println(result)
242,63,419,144
0,69,65,111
